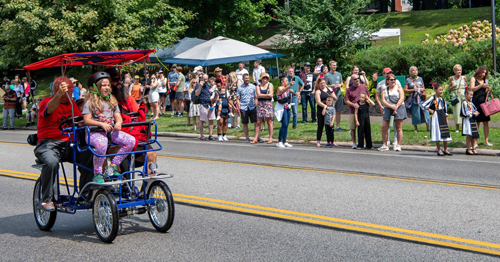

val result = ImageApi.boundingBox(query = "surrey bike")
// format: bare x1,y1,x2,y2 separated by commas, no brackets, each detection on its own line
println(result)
24,50,174,243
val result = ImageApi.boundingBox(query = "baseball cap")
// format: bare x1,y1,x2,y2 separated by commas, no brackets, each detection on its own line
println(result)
134,75,140,79
172,64,177,68
194,66,203,72
304,62,311,66
144,70,149,74
158,70,163,74
214,67,222,72
382,68,392,74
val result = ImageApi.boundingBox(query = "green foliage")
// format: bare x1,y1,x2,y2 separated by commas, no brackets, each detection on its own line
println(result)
352,39,500,84
0,0,194,70
170,0,276,43
273,0,384,62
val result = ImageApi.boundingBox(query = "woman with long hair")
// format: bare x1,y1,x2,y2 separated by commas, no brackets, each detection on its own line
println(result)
470,66,493,146
226,72,241,129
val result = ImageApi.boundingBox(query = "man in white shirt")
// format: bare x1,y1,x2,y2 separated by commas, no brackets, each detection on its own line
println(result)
235,63,249,82
252,60,265,85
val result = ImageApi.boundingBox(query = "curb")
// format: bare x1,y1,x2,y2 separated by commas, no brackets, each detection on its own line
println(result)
156,132,500,156
12,127,500,156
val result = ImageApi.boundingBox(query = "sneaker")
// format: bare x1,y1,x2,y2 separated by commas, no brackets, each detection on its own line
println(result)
414,130,418,133
222,135,228,141
92,175,105,183
378,145,389,151
276,142,285,148
179,113,184,117
394,144,398,151
228,123,232,128
293,126,297,130
284,142,293,148
257,137,264,143
41,202,55,211
31,122,35,126
352,143,357,149
486,143,494,146
245,137,251,142
218,135,223,142
335,127,343,131
325,143,331,148
25,123,31,127
110,166,121,177
395,145,402,151
455,130,460,133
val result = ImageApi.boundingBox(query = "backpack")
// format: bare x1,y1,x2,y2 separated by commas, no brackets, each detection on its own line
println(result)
220,94,229,115
191,84,200,104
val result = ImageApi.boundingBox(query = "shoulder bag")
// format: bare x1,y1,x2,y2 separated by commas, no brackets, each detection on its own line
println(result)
480,91,500,116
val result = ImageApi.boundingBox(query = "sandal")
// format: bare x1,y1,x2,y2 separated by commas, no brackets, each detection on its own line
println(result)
436,151,445,156
42,202,55,212
332,142,339,147
316,142,321,148
444,151,453,156
250,140,258,144
199,136,206,141
267,139,273,144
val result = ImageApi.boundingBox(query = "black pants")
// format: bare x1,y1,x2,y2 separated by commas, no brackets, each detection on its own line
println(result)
34,139,94,202
325,124,334,143
316,106,325,141
15,97,22,116
357,114,372,148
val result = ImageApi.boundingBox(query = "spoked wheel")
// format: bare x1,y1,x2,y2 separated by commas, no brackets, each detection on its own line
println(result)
147,181,174,232
92,189,119,243
33,178,57,231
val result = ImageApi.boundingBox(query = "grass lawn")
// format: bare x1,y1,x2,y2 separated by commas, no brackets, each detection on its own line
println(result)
372,6,492,46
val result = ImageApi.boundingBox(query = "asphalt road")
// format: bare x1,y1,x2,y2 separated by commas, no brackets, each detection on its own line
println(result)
1,129,500,261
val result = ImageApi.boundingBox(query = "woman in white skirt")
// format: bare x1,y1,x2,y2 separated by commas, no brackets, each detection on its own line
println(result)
188,80,200,131
379,73,406,152
148,74,160,119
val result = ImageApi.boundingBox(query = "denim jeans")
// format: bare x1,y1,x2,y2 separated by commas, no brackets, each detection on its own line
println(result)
279,109,291,143
300,92,316,122
291,96,298,127
2,108,15,128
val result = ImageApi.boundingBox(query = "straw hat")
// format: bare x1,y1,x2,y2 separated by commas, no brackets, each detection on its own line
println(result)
259,72,270,81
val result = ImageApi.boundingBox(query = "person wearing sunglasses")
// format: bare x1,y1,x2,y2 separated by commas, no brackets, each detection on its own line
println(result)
344,74,369,149
379,74,406,152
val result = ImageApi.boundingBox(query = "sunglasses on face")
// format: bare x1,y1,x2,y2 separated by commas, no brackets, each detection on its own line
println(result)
351,78,359,80
389,79,396,81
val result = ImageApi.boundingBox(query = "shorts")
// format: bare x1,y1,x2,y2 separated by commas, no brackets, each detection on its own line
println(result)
335,91,344,111
383,104,407,121
348,114,356,130
199,104,215,122
159,92,167,98
175,92,184,100
241,108,257,124
148,92,159,103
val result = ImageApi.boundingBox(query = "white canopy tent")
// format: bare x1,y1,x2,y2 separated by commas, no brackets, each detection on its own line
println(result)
164,36,285,75
370,28,401,45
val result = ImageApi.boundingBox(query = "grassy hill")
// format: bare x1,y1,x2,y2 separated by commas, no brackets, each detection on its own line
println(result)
372,6,492,46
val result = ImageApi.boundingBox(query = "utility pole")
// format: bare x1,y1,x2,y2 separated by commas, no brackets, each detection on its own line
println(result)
493,0,497,74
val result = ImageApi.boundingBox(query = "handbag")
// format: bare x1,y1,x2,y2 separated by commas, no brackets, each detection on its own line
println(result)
451,97,460,106
480,91,500,116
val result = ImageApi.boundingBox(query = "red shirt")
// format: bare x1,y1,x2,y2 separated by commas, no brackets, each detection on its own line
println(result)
345,84,369,114
37,97,82,143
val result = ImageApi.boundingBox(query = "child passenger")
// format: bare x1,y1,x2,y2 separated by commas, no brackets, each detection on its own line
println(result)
461,88,480,155
322,97,336,148
355,92,375,149
216,79,230,141
82,72,136,183
422,83,452,156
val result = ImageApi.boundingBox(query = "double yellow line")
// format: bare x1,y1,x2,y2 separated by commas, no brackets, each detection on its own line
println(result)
2,168,500,256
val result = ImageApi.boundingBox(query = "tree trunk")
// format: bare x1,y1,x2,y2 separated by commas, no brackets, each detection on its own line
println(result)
413,0,420,10
380,0,388,13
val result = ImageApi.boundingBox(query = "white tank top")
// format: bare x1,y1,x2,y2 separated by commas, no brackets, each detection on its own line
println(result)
385,86,400,106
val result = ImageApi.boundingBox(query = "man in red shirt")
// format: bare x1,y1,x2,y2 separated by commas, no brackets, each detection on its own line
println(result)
34,76,93,211
344,74,369,149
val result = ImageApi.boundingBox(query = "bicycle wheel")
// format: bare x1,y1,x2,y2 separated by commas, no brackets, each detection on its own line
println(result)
147,181,174,232
33,178,57,231
92,189,119,243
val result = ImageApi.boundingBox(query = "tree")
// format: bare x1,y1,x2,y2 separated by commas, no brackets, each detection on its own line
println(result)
0,0,194,70
170,0,277,43
273,0,384,63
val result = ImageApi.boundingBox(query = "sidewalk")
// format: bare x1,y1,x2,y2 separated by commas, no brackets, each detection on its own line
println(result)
12,116,500,156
